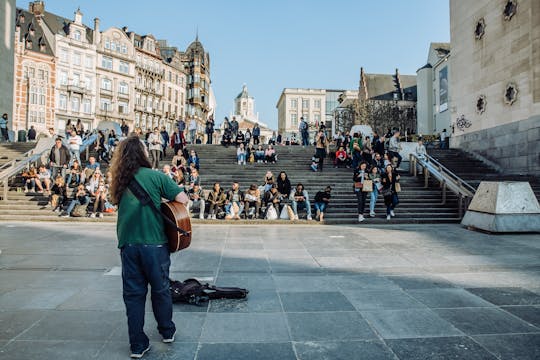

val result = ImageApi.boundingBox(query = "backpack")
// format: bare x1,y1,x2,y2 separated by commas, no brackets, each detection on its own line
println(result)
170,278,248,306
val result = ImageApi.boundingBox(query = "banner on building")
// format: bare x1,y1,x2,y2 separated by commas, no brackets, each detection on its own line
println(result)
439,67,448,112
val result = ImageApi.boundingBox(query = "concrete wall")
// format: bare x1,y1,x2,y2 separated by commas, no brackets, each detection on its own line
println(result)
0,0,15,128
416,67,433,135
449,0,540,175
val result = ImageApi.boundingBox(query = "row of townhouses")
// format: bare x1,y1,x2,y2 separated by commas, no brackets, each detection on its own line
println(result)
11,1,213,136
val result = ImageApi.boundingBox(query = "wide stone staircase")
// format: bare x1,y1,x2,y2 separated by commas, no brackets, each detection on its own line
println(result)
0,144,462,224
0,142,37,167
428,148,540,201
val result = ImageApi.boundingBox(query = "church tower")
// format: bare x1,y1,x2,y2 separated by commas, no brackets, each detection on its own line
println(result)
234,84,256,119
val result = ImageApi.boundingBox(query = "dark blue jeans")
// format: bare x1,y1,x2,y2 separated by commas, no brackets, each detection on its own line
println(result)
121,244,175,352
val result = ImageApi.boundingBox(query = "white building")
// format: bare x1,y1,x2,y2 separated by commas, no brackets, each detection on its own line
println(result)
276,88,326,141
0,0,15,133
416,43,451,136
42,8,97,132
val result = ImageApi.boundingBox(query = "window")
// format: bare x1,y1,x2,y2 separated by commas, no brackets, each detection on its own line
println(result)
29,87,38,104
136,93,141,105
84,75,92,90
73,30,81,41
28,67,35,78
118,82,128,94
104,39,110,49
101,78,112,91
291,113,298,127
119,61,129,74
83,99,91,114
314,99,321,109
71,97,80,112
38,88,45,105
59,94,67,110
72,52,81,66
100,99,111,111
121,44,127,54
291,99,298,109
101,56,112,70
59,71,68,85
111,42,116,52
135,113,140,127
60,48,68,63
37,69,44,80
72,73,80,86
85,56,93,68
302,99,309,109
118,101,128,114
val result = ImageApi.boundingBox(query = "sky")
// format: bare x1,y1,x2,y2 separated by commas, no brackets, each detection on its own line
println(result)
16,0,450,129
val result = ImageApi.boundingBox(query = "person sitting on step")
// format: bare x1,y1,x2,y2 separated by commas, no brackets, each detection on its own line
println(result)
60,184,89,218
50,175,68,213
22,165,38,193
188,183,206,219
206,182,226,219
244,184,262,219
264,145,277,163
263,171,275,192
263,184,282,218
334,146,349,168
314,186,332,222
35,165,52,194
290,183,313,220
237,143,247,165
255,145,265,163
225,182,244,220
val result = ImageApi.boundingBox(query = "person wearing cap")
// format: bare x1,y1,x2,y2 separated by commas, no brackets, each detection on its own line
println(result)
314,186,332,222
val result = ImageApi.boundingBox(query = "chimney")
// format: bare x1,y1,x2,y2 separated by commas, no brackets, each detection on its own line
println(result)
122,26,128,33
29,1,44,16
93,18,101,44
130,32,135,45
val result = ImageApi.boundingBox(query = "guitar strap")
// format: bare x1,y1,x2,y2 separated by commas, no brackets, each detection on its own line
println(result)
128,179,190,236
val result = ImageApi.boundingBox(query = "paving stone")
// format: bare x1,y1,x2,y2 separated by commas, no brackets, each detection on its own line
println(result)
215,273,276,291
25,271,103,290
269,258,322,273
0,288,78,310
333,275,401,291
501,306,540,327
197,342,296,360
406,288,496,308
286,311,377,341
18,310,123,341
0,310,48,340
219,258,270,273
361,309,463,339
279,292,356,312
200,313,289,342
0,340,105,360
343,289,427,311
273,275,338,292
387,275,456,289
473,334,540,360
57,289,125,311
467,287,540,306
208,290,281,313
96,340,198,360
386,336,497,360
435,307,540,335
294,340,396,360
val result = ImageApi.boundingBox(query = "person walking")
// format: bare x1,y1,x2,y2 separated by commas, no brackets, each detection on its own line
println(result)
67,129,82,165
205,116,215,144
188,117,197,144
315,129,328,172
147,128,163,170
109,136,189,359
0,113,9,142
353,161,369,222
252,124,260,145
121,120,129,137
160,127,169,158
49,137,71,179
381,164,400,220
388,130,403,169
299,117,309,147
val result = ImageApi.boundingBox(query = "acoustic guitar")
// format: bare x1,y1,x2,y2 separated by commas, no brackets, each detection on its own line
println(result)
160,201,192,252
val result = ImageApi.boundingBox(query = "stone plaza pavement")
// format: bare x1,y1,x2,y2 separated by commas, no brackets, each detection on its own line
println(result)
0,222,539,360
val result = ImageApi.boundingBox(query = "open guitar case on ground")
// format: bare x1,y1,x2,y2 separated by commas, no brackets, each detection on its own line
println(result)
169,278,249,306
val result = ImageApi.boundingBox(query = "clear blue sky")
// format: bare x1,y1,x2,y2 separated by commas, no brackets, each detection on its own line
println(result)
17,0,450,129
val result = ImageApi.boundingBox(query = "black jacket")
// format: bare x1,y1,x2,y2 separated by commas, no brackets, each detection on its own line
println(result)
49,145,71,166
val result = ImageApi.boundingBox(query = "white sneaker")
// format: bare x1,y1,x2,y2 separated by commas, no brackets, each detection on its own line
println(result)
358,215,365,222
390,210,395,217
212,214,216,220
294,215,299,220
307,215,312,220
387,215,391,220
162,330,176,343
130,345,150,358
90,213,96,218
369,212,375,217
199,215,204,219
98,213,104,218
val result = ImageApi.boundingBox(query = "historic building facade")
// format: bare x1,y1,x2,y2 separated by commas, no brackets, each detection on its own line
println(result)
1,0,16,135
13,3,56,134
276,88,326,142
159,39,187,132
93,23,136,129
449,0,540,175
416,43,451,136
229,84,273,143
43,8,97,132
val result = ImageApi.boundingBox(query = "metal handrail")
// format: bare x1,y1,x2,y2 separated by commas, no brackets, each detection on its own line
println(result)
1,132,98,202
409,153,475,218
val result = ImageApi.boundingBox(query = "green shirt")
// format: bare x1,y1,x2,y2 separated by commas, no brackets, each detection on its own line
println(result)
117,167,181,248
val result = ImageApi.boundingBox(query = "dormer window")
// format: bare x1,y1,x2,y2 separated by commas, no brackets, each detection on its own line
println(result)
73,30,81,41
26,40,33,49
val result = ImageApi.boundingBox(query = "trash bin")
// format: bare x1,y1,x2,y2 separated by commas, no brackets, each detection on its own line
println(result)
17,130,26,142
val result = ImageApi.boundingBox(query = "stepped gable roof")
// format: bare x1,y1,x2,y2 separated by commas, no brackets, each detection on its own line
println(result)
40,9,93,43
236,84,251,99
15,8,54,56
363,72,417,101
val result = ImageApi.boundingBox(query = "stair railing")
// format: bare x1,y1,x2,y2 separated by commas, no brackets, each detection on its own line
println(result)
409,153,476,218
0,132,98,202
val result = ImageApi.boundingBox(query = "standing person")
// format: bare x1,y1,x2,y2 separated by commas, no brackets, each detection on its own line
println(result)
350,133,363,170
252,123,260,145
27,125,37,141
368,165,382,217
148,127,163,170
244,128,252,146
314,186,332,222
315,129,328,172
372,132,385,156
49,137,71,180
415,138,427,174
362,136,373,163
205,116,214,144
381,164,400,220
276,133,282,145
95,130,108,163
237,143,247,165
121,120,129,137
170,129,183,155
65,119,73,138
108,136,189,359
0,113,9,142
188,117,197,144
353,161,369,222
230,117,239,138
299,117,309,147
388,131,403,169
440,128,449,149
67,130,82,165
75,119,84,136
160,127,169,159
176,118,186,134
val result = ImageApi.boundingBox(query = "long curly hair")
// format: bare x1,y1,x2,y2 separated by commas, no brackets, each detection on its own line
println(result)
109,136,152,205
